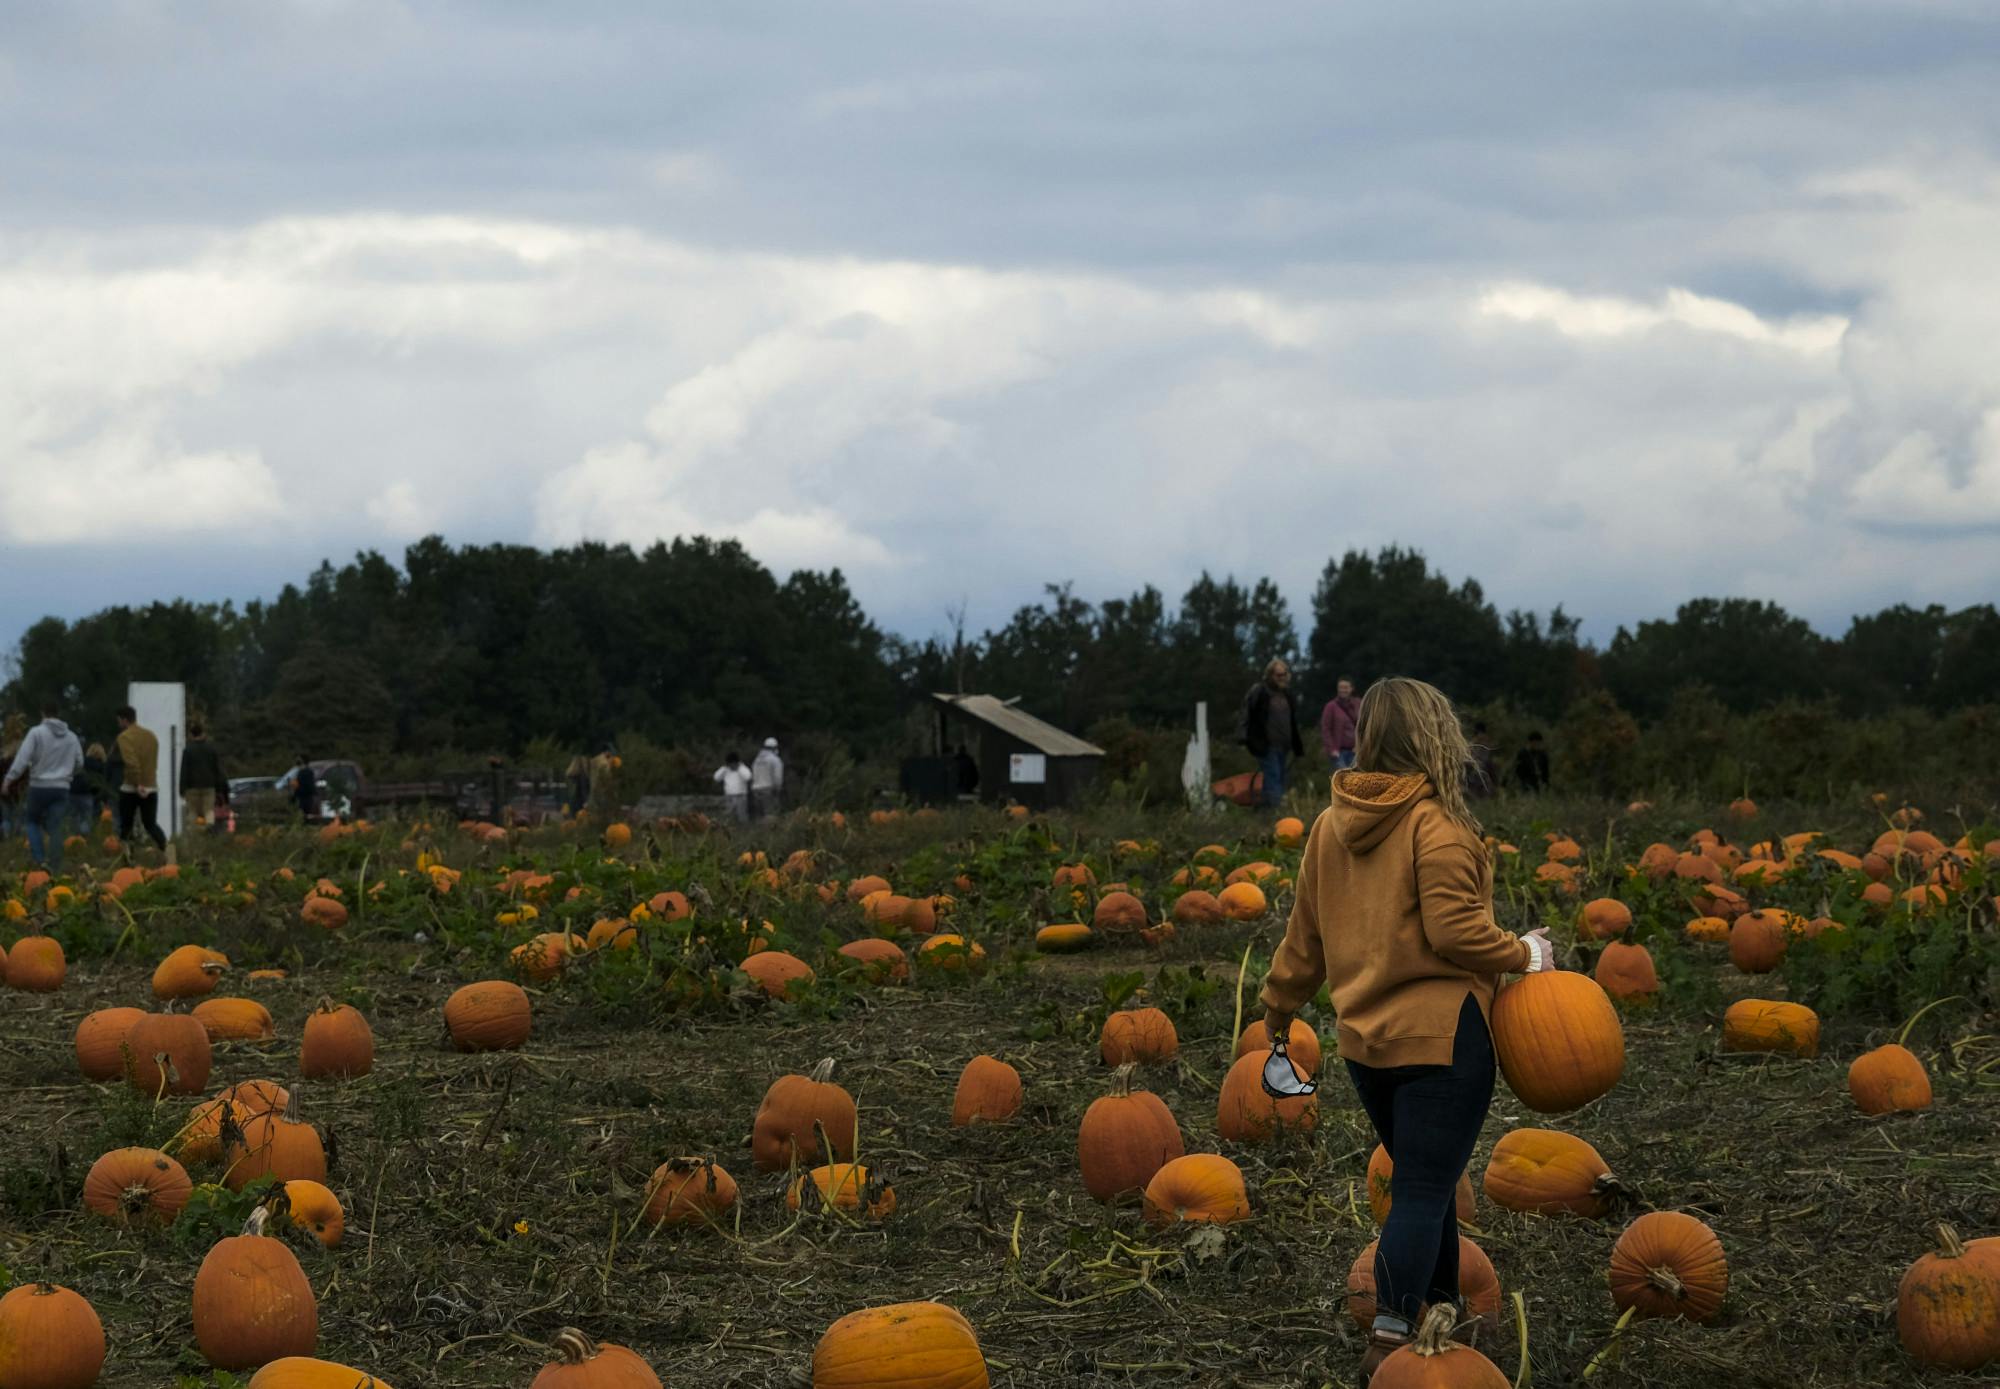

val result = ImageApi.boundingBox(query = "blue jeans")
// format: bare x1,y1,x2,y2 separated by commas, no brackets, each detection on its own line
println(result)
1333,749,1356,770
1256,749,1287,806
1345,994,1495,1327
68,793,95,837
24,786,69,874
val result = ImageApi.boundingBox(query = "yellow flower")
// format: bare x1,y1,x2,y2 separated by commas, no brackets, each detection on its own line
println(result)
513,1219,530,1236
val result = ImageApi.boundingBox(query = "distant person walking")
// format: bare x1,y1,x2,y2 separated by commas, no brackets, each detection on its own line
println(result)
1240,658,1305,808
713,751,753,823
565,750,592,815
1512,731,1551,792
279,755,321,821
114,706,168,851
589,746,617,815
180,723,226,830
1319,676,1362,771
3,702,86,874
72,741,108,834
751,737,785,820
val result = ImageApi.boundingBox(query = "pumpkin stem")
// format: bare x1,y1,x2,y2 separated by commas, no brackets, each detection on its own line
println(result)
282,1088,303,1124
1108,1061,1137,1098
1644,1264,1686,1298
243,1205,272,1237
1937,1223,1966,1259
120,1182,157,1213
808,1056,836,1084
552,1327,599,1362
1409,1302,1462,1356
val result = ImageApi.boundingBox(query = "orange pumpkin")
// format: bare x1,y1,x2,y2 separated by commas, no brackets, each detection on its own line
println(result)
1234,1018,1322,1074
1721,1000,1820,1057
1099,1007,1179,1066
1369,1304,1509,1387
1077,1064,1184,1203
811,1302,989,1389
1217,1049,1319,1142
741,950,815,1000
7,933,67,991
126,1011,213,1096
0,1283,106,1389
82,1146,193,1226
1171,890,1224,925
837,937,910,981
1092,890,1148,933
1490,972,1625,1113
247,1358,398,1389
1577,898,1631,940
1728,910,1789,973
529,1327,662,1388
223,1090,327,1191
1897,1224,2000,1370
1217,881,1268,920
787,1162,897,1219
1593,942,1659,1003
192,1207,319,1368
74,1006,147,1082
1483,1128,1625,1218
444,980,532,1051
281,1179,345,1247
951,1056,1023,1127
1609,1210,1729,1322
1142,1153,1250,1228
1848,1043,1932,1114
193,996,276,1043
1033,923,1095,953
641,1157,738,1228
752,1058,857,1172
300,999,375,1079
153,943,231,999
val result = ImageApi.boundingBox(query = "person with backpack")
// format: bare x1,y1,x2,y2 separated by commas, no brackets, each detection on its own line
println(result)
1239,658,1305,808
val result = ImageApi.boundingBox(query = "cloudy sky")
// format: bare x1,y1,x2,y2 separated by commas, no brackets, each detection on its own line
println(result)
3,1,1998,656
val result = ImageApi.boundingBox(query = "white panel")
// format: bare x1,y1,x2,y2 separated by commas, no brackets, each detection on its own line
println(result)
1008,752,1046,784
127,681,187,838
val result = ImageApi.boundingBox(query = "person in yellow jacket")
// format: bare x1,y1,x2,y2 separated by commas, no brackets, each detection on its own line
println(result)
1258,677,1554,1382
113,705,168,850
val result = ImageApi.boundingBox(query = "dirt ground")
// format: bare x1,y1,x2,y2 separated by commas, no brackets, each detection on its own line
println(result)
5,915,1997,1389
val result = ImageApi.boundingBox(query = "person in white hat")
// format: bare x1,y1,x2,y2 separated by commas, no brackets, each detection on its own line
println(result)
750,737,784,820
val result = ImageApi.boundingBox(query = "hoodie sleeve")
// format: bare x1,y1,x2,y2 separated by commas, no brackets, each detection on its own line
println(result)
4,727,38,784
1416,831,1532,975
1259,814,1328,1019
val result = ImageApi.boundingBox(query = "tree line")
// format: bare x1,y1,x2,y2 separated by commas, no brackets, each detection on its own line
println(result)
5,537,1997,795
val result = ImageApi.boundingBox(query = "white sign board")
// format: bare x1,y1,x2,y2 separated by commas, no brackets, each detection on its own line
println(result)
127,681,187,839
1008,753,1047,785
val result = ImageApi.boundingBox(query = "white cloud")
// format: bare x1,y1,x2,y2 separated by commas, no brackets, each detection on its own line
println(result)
1,424,284,545
1476,281,1848,354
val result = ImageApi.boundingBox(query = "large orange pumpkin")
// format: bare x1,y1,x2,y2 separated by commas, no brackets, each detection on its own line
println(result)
530,1328,662,1388
223,1090,328,1191
950,1056,1022,1126
300,999,375,1079
742,950,816,1000
1897,1224,2000,1370
126,1011,214,1096
1234,1018,1322,1073
1077,1064,1184,1203
247,1359,397,1389
1728,910,1789,973
1593,942,1659,1003
1171,890,1224,925
1849,1043,1932,1114
1720,1000,1820,1057
1490,972,1625,1113
281,1179,345,1248
1099,1007,1179,1065
752,1058,857,1171
444,980,532,1051
82,1146,192,1226
7,933,67,991
1217,1049,1319,1142
0,1282,106,1389
74,1006,147,1081
153,943,230,999
1142,1153,1250,1228
811,1302,989,1389
193,1207,319,1368
1092,891,1148,933
1608,1211,1730,1322
1369,1304,1510,1387
193,996,276,1043
837,937,910,981
1483,1128,1626,1218
787,1162,897,1219
1217,881,1268,919
1577,898,1631,940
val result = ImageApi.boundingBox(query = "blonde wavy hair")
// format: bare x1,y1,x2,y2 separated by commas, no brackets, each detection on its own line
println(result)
1354,676,1480,833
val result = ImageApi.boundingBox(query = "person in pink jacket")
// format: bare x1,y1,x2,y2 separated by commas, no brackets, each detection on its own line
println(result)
1319,676,1361,770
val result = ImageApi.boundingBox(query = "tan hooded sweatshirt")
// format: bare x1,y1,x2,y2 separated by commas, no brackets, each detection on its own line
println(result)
1260,770,1531,1068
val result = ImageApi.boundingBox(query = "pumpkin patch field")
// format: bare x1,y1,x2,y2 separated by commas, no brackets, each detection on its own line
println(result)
1,797,1997,1387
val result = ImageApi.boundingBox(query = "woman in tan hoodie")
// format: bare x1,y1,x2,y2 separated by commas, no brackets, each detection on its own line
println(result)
1259,677,1553,1381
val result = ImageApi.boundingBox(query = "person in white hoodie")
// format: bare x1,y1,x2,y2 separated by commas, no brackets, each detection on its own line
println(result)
750,737,784,820
713,751,752,822
3,701,86,875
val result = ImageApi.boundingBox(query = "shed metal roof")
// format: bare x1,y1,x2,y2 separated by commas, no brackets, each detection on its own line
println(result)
930,693,1104,758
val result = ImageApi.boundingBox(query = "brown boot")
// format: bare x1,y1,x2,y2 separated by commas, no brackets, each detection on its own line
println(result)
1358,1327,1411,1385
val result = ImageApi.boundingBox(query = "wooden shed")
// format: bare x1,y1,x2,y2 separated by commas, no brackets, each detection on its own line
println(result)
908,693,1105,810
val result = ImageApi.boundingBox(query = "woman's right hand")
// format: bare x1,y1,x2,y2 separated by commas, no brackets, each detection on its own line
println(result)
1519,927,1556,973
